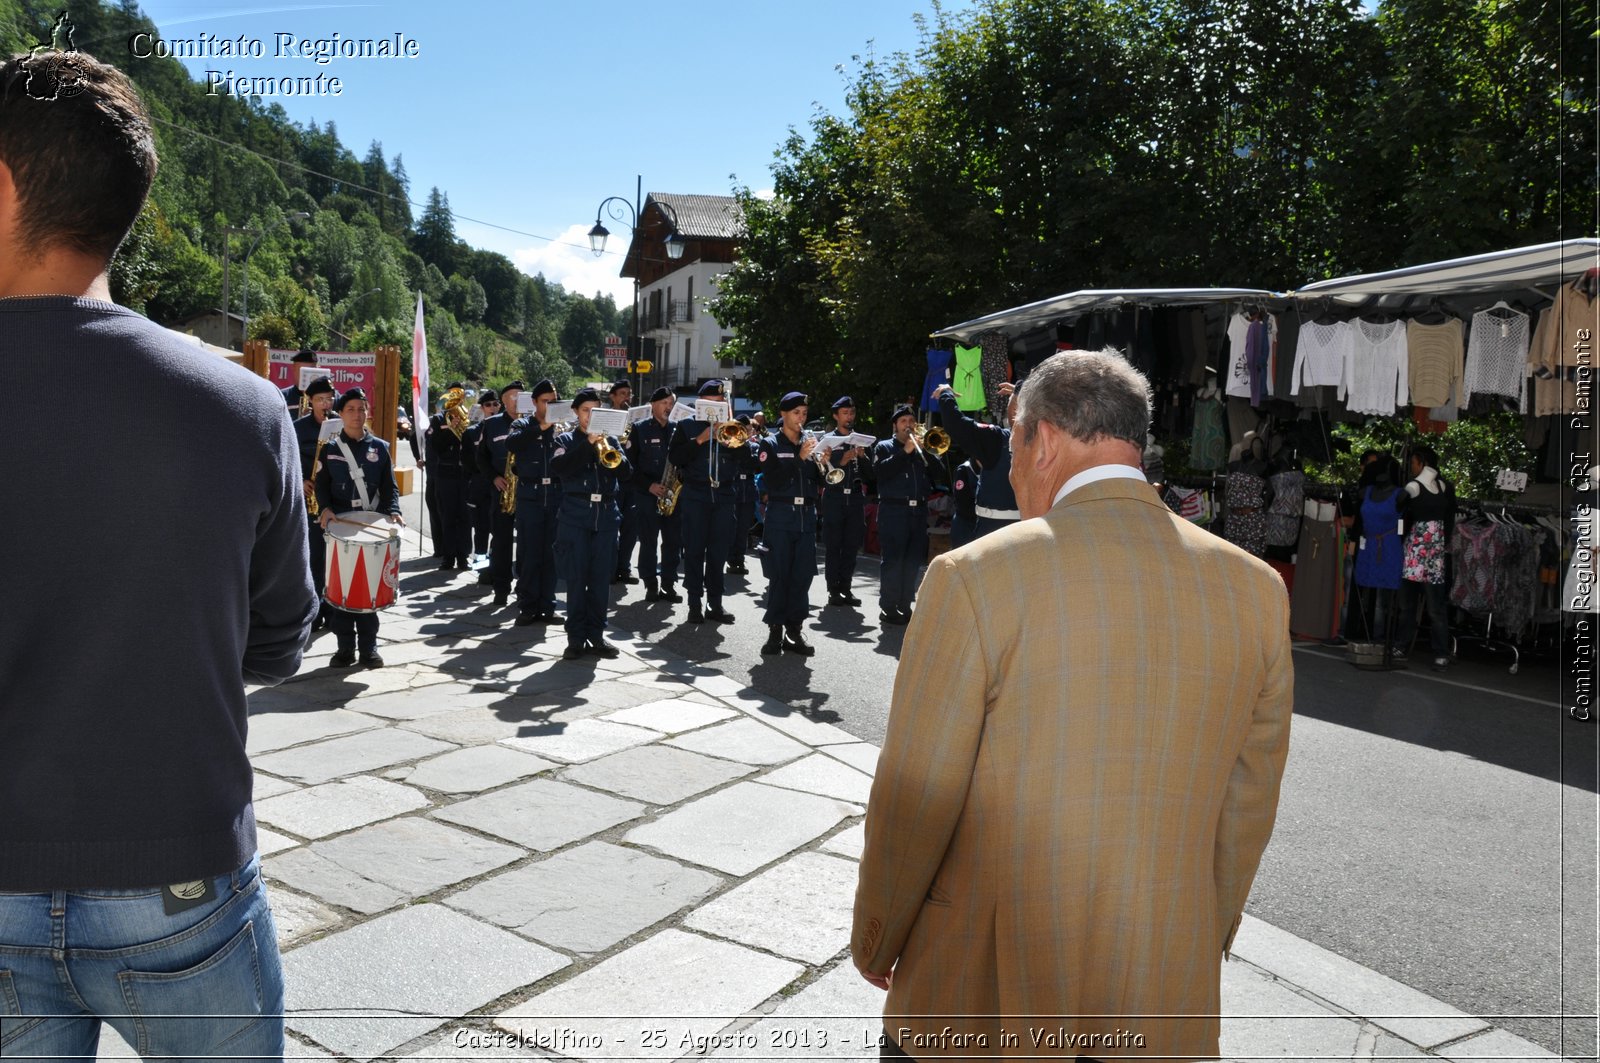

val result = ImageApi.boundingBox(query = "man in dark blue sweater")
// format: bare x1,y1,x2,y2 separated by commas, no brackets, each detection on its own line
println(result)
0,48,313,1060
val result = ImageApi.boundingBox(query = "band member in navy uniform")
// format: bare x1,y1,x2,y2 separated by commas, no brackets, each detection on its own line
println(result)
756,392,822,655
550,389,632,660
670,380,756,624
478,379,522,608
727,415,758,576
315,388,405,667
626,387,683,603
872,404,934,626
279,347,318,415
820,395,869,606
464,390,499,569
934,381,1020,538
293,376,337,629
950,457,980,548
424,386,474,571
608,380,641,586
507,379,562,626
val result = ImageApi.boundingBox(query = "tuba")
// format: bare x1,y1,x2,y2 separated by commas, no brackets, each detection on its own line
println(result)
442,387,471,439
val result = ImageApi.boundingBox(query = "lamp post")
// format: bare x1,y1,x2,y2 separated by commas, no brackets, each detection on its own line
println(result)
224,210,309,347
588,176,683,397
330,287,384,345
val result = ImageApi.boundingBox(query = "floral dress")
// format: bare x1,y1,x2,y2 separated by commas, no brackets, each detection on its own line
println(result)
1402,520,1447,584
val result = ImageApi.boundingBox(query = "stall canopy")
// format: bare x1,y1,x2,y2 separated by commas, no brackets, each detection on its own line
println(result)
1290,238,1600,311
933,287,1279,345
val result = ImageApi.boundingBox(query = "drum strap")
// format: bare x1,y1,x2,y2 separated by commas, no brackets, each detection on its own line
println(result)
333,435,375,512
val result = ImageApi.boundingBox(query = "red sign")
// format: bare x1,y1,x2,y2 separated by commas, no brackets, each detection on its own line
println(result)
269,350,378,395
603,333,628,369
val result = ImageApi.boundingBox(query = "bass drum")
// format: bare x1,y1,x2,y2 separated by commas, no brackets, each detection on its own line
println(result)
324,511,401,613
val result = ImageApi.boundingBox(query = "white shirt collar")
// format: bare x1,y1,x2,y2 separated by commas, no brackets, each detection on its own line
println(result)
1051,464,1148,508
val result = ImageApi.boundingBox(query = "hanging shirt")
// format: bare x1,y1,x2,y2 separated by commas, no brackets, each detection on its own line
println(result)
921,349,953,412
1342,318,1409,416
1291,320,1349,394
1224,312,1253,399
1406,319,1465,409
1462,306,1530,410
953,345,986,412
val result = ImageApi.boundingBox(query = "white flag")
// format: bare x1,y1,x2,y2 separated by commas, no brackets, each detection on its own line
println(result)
411,292,429,422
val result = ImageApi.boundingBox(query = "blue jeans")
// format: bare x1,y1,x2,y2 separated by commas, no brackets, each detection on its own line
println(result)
0,855,284,1062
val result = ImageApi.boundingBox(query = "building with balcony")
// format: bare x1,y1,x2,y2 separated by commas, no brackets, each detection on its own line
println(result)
623,193,747,401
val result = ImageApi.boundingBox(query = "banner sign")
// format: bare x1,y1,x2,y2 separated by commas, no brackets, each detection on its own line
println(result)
269,350,378,395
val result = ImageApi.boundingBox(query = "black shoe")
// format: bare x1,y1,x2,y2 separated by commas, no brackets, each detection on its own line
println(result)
360,650,384,668
1390,648,1408,661
827,592,848,607
477,572,494,586
761,625,784,655
643,585,661,602
880,609,909,627
493,591,508,608
330,648,358,668
514,611,539,627
561,642,585,661
843,593,862,606
706,607,736,623
618,573,639,585
727,563,747,575
588,639,621,659
660,587,683,603
455,557,471,570
438,557,456,571
688,605,705,624
536,610,556,623
783,626,815,656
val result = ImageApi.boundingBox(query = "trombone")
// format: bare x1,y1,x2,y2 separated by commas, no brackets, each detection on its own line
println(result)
913,421,951,456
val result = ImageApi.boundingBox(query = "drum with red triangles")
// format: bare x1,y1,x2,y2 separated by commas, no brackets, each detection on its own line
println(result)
323,511,401,612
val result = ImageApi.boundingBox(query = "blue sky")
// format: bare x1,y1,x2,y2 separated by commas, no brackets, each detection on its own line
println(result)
126,0,966,305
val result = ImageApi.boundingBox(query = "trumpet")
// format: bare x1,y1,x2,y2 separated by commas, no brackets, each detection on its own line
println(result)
596,424,631,470
715,420,757,448
809,435,846,485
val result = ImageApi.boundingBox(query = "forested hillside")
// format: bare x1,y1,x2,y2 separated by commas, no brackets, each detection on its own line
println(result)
0,0,623,400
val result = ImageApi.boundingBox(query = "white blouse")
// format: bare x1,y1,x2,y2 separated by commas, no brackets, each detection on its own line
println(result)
1292,320,1350,394
1341,318,1409,416
1463,307,1530,411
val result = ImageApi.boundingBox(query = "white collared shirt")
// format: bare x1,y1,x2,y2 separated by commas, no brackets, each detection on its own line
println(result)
1051,464,1147,509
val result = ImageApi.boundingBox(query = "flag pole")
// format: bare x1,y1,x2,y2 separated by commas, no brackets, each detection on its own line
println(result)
412,290,432,562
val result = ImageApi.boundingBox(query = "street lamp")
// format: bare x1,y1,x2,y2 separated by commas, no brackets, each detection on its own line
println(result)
588,177,683,397
224,210,309,346
330,286,384,344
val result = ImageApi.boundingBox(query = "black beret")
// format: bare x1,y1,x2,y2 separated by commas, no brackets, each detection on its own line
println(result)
478,389,499,406
698,380,724,398
303,376,335,398
610,380,632,395
530,378,557,400
891,404,916,422
291,347,317,363
444,380,466,391
832,396,854,410
649,387,674,402
779,391,808,412
502,380,526,393
571,388,602,409
333,387,368,412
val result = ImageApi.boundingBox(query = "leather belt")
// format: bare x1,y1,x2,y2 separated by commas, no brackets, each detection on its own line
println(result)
975,505,1020,520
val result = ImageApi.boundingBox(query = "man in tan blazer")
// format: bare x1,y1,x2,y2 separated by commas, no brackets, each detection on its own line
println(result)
853,350,1294,1062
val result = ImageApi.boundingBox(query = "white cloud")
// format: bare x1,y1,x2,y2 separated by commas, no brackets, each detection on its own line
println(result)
505,223,636,307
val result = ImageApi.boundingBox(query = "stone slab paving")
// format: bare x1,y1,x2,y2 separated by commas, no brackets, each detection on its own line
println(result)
664,718,811,766
435,778,646,851
253,727,457,785
246,708,381,756
685,851,859,964
448,840,722,954
1435,1028,1565,1059
599,697,737,734
821,741,880,776
339,681,498,721
558,744,755,806
254,772,301,799
402,700,614,746
403,744,558,793
494,929,804,1059
269,886,343,948
267,847,410,915
821,823,865,861
711,959,886,1060
625,781,862,876
306,816,523,898
498,717,662,764
257,826,300,856
757,752,875,804
1217,958,1366,1060
284,904,569,1062
255,776,431,839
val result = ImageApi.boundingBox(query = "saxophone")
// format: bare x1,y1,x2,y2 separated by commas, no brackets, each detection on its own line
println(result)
306,439,326,519
499,452,517,514
657,462,682,517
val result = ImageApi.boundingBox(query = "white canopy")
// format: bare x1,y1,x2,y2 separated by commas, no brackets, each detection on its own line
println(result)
1291,238,1600,309
933,287,1279,344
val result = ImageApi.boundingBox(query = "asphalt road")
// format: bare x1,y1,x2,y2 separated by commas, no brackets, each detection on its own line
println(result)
398,484,1597,1057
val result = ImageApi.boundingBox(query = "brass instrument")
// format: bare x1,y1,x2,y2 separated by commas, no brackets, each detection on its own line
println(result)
715,420,757,448
811,434,846,486
913,422,951,457
499,452,517,514
306,439,326,518
442,387,471,439
596,424,630,470
657,462,682,517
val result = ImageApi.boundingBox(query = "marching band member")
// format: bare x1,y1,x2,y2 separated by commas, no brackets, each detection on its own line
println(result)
950,457,980,548
669,380,755,624
293,375,337,629
608,380,641,587
463,390,499,568
934,381,1020,537
871,404,934,625
278,346,318,414
550,389,632,660
507,379,562,626
478,379,523,608
626,387,684,604
424,385,473,571
727,415,758,577
756,392,822,656
315,388,405,667
821,395,869,606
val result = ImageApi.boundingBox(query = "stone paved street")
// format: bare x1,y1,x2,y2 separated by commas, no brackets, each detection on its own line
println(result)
81,535,1576,1062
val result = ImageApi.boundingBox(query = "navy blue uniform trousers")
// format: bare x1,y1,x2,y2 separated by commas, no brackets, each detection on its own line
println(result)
468,476,494,554
679,488,735,608
821,494,865,592
515,489,561,613
432,473,471,560
762,503,817,626
634,490,681,589
615,490,638,576
877,502,927,612
556,518,618,644
489,507,516,593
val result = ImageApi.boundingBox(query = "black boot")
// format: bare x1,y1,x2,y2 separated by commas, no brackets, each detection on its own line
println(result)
783,624,815,656
761,625,784,655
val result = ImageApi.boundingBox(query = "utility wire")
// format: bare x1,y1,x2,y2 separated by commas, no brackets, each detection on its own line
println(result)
148,114,623,260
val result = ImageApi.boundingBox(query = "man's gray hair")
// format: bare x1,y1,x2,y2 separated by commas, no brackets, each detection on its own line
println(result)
1013,349,1152,447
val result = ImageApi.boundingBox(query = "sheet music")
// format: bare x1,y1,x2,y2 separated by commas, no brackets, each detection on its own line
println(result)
516,392,539,416
845,432,877,448
695,399,731,424
543,400,573,425
318,419,342,442
628,404,651,422
587,408,629,437
298,366,331,390
669,402,698,423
